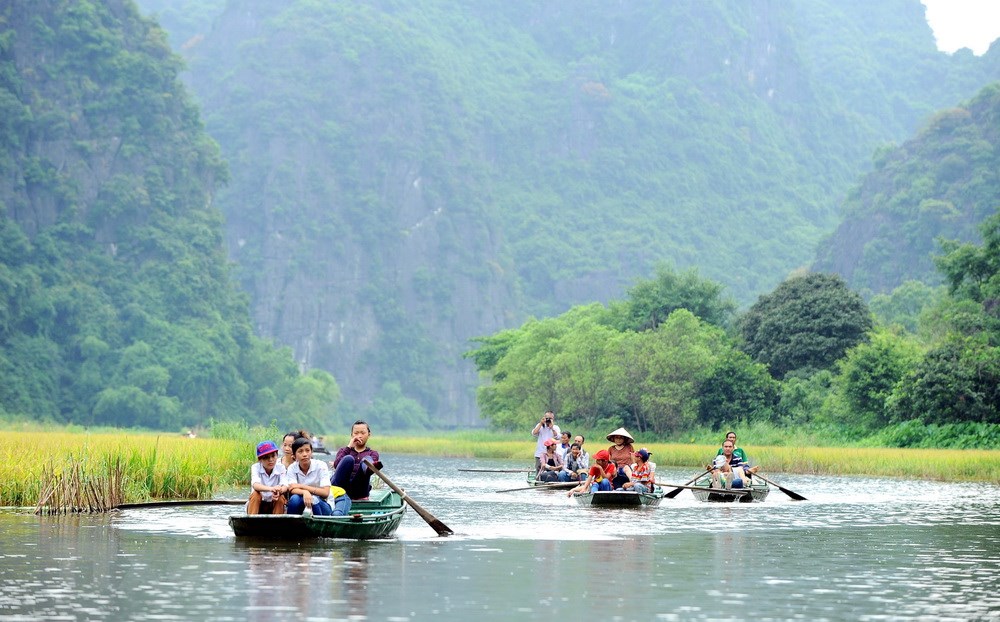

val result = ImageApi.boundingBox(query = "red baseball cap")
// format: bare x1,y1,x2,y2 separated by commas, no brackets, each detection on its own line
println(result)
593,449,610,461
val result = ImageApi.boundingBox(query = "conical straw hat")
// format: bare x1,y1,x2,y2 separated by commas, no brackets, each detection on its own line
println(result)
606,427,634,443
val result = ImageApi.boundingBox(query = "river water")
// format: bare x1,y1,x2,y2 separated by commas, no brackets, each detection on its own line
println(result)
1,454,998,621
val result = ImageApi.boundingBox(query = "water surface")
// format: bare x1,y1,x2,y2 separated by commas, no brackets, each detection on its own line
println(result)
2,454,998,621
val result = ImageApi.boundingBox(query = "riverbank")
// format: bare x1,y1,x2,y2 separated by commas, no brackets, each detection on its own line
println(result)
3,429,997,508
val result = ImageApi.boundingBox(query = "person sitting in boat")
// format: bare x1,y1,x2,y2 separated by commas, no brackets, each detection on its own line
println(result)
573,434,590,466
709,439,756,490
566,449,615,495
246,440,288,515
620,448,655,493
330,420,381,500
279,431,299,470
286,437,351,516
558,442,589,482
555,431,572,462
716,431,748,464
537,438,564,482
606,428,635,489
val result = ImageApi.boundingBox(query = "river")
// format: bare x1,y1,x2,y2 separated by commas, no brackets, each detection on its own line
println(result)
1,454,999,621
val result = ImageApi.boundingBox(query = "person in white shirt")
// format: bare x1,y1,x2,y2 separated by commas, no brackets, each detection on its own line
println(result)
284,437,351,516
531,411,561,473
247,440,288,514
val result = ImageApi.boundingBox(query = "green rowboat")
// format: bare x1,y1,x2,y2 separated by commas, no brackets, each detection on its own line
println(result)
228,488,406,539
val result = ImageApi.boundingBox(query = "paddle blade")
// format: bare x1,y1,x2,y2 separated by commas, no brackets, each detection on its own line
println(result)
777,485,807,501
364,458,455,535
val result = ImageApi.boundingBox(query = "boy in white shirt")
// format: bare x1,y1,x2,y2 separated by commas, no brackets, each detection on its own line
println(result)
284,437,351,516
247,440,288,514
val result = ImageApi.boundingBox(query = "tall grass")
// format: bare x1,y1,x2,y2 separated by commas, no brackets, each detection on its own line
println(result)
2,428,996,509
0,431,254,508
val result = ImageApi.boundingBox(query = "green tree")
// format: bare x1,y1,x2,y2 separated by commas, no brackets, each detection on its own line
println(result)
738,273,874,378
608,264,737,331
697,349,781,429
831,326,923,430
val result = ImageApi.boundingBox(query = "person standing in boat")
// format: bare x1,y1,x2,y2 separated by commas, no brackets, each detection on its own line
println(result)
537,438,564,482
285,436,350,516
330,420,381,500
531,411,561,473
246,440,288,514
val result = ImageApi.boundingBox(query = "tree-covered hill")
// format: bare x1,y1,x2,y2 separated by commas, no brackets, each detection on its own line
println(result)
0,0,339,430
813,83,1000,295
99,1,1000,425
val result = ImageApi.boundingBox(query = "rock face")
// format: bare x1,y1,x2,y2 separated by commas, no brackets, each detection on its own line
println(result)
146,0,998,426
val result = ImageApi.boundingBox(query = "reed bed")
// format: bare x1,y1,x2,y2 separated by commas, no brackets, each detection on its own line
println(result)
0,431,252,510
378,434,1000,484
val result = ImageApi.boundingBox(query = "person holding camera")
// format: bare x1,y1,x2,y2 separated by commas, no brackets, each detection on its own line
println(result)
531,410,561,473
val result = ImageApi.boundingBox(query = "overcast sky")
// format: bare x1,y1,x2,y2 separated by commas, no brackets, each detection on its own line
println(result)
922,0,1000,54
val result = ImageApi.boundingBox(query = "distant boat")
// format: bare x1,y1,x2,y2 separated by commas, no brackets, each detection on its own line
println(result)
228,488,405,539
687,474,770,503
571,489,665,507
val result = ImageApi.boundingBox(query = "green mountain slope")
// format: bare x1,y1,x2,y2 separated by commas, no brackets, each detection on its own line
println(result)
813,83,1000,294
0,0,338,429
135,0,998,425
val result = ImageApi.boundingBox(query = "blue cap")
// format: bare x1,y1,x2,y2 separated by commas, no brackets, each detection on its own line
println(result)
256,440,279,458
635,448,651,461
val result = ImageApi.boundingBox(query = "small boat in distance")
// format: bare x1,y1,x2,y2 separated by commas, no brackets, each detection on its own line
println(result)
571,489,665,507
228,488,406,539
685,474,770,503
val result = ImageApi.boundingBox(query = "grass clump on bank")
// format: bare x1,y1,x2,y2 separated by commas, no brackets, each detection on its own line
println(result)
0,431,253,509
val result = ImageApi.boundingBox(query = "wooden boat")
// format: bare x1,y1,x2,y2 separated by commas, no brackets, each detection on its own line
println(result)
524,473,579,490
571,489,665,507
228,488,406,539
687,474,770,503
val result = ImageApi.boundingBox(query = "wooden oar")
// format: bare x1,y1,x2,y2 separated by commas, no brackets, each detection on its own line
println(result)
663,468,711,498
753,473,807,501
495,481,579,493
458,468,532,473
115,499,245,509
363,458,454,536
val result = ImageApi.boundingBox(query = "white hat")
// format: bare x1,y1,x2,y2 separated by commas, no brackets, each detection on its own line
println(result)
713,455,728,468
605,427,634,443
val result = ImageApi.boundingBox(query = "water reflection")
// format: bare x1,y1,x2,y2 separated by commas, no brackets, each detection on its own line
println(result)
1,454,999,621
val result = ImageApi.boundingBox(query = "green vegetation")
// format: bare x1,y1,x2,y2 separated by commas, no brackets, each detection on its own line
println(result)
2,1,998,435
0,1,341,431
738,273,873,379
468,217,1000,448
137,0,998,424
0,430,252,507
814,84,1000,295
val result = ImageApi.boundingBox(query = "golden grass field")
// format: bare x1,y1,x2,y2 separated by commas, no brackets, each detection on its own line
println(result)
1,429,996,507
